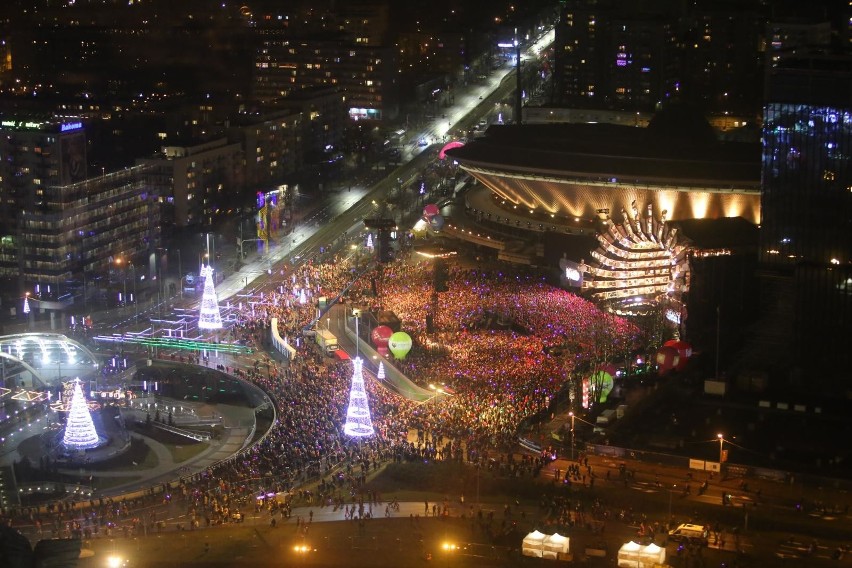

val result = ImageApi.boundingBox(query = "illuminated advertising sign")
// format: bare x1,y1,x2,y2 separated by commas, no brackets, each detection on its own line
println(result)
60,122,83,132
0,120,44,130
558,257,585,288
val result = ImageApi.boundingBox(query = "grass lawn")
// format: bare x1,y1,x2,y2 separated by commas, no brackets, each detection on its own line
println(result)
87,438,159,471
364,462,558,508
131,424,209,463
167,441,210,463
92,475,143,491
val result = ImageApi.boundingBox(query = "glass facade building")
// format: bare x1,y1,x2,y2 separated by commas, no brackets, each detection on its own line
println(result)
760,59,852,385
761,103,851,266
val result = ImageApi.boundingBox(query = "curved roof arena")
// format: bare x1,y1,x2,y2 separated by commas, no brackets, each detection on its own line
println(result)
446,122,761,224
446,122,760,188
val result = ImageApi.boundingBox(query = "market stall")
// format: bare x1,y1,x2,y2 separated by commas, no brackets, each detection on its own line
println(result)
542,533,570,560
522,530,547,558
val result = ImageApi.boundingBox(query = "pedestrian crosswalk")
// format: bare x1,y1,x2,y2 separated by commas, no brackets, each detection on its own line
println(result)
775,539,834,560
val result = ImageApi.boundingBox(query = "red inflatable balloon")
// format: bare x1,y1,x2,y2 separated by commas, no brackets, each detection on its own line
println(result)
663,339,692,371
371,325,394,348
377,346,389,357
423,204,439,218
655,346,680,376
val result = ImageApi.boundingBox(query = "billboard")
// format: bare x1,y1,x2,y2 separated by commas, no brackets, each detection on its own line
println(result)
558,257,585,288
60,131,87,185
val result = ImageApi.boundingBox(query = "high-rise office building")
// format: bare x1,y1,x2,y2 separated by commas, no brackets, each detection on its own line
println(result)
0,118,158,295
758,55,852,387
553,0,764,115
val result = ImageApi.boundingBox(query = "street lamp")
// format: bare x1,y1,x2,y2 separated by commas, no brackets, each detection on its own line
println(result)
568,411,575,462
428,383,444,407
115,258,138,323
352,308,361,358
717,433,725,465
668,484,677,521
176,248,183,299
115,258,128,314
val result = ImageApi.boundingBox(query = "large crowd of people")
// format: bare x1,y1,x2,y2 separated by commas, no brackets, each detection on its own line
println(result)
353,261,643,452
185,249,644,498
1,239,644,542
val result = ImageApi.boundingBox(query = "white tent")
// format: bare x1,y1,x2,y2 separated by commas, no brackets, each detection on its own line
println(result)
639,543,666,566
617,541,642,568
542,532,570,560
618,541,667,568
522,530,547,558
543,533,569,553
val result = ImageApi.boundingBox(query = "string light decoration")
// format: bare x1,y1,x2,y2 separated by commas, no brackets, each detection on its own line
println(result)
51,379,100,412
197,265,223,330
62,379,102,450
23,295,30,314
342,357,375,437
582,205,690,317
377,361,385,380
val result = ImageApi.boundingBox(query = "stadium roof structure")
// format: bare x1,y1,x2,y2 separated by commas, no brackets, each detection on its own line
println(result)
446,110,762,226
446,121,760,188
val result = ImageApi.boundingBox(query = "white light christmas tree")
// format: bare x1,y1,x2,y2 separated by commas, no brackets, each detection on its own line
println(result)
343,357,375,437
197,265,223,330
377,361,385,380
62,379,101,450
23,296,30,314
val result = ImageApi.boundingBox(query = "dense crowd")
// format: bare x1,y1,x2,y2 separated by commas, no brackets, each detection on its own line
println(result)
198,250,643,494
1,242,643,542
352,261,642,452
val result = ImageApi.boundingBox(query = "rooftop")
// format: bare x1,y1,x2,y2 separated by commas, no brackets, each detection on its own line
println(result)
447,117,760,187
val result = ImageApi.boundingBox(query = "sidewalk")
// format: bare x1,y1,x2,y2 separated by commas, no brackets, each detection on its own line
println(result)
536,404,851,517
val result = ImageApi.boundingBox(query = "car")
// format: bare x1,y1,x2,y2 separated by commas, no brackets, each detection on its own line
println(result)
667,523,708,545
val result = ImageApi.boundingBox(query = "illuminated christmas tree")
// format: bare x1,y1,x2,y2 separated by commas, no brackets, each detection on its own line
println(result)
62,379,101,450
377,361,385,380
197,265,223,330
343,357,375,437
23,295,30,314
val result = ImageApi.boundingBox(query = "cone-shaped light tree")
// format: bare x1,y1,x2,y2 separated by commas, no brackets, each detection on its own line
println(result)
197,265,223,330
343,357,375,437
62,379,101,449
